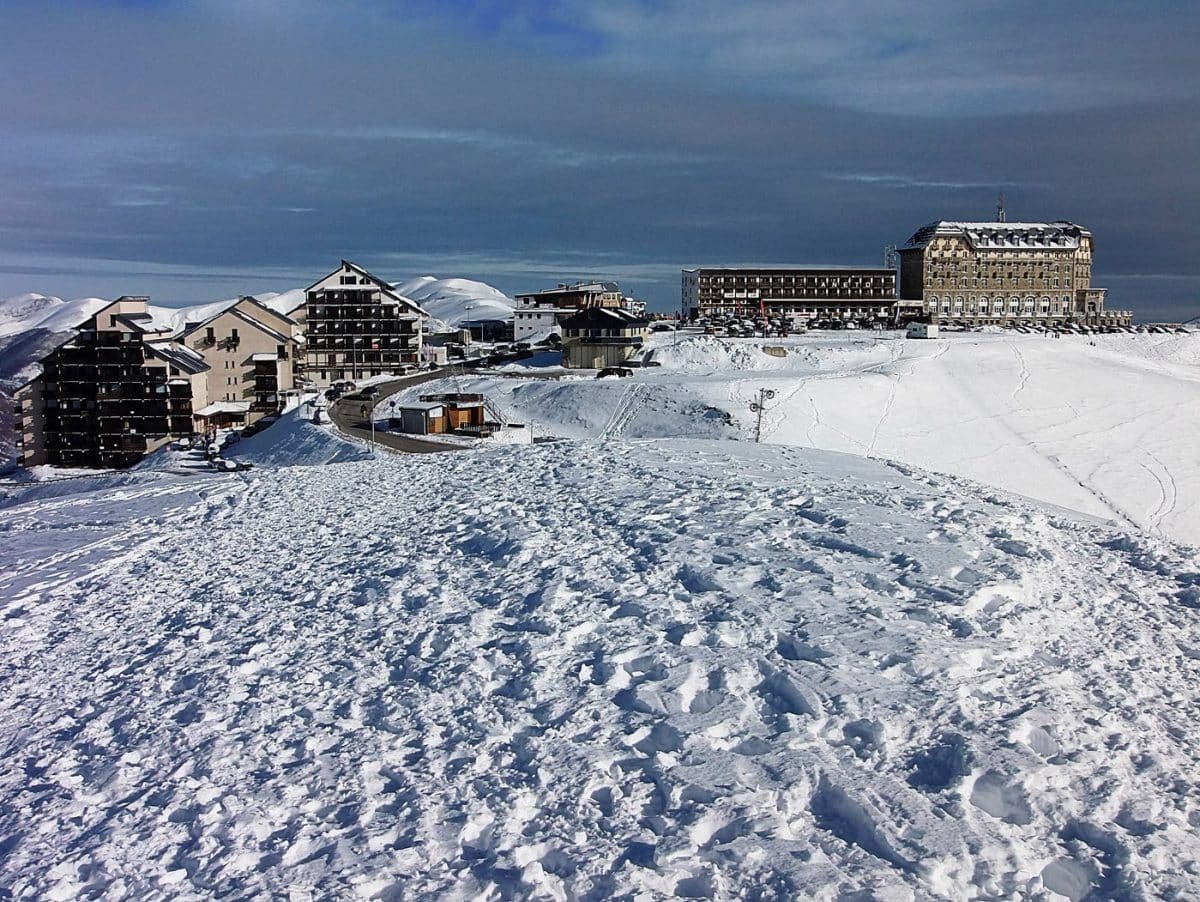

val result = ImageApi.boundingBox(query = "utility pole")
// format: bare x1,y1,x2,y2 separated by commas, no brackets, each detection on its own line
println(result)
750,387,776,443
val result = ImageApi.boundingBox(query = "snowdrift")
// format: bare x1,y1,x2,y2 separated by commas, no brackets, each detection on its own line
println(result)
1,440,1198,898
228,405,371,467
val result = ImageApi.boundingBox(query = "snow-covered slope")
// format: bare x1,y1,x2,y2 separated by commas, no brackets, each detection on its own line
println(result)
411,331,1200,548
1,441,1198,898
0,294,112,338
393,275,514,328
228,405,370,467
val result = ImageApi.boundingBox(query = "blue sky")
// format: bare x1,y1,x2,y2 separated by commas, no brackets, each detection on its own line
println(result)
0,0,1197,319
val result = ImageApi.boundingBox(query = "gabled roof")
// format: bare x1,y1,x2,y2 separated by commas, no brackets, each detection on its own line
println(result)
228,307,295,345
305,260,430,318
179,298,301,345
235,295,299,328
146,341,211,374
560,306,649,329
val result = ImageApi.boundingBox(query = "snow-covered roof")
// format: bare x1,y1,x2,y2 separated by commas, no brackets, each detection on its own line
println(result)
560,306,649,329
146,341,210,374
307,260,431,319
250,352,279,362
195,401,251,416
901,221,1091,252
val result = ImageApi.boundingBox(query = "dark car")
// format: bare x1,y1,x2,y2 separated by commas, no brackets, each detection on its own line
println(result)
596,366,634,379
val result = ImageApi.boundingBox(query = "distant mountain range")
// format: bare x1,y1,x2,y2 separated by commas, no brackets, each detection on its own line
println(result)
0,276,514,343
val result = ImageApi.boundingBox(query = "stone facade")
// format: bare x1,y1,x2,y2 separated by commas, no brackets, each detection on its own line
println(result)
898,221,1131,326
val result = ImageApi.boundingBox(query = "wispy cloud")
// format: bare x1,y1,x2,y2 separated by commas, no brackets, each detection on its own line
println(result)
825,174,1033,192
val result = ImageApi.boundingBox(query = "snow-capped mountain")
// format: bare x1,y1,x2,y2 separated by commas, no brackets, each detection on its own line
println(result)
0,294,112,339
393,276,514,328
0,277,508,341
0,291,306,341
1,433,1197,897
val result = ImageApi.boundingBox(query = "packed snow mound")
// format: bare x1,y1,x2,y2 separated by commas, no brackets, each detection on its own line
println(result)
393,275,514,328
228,404,370,467
1,440,1198,898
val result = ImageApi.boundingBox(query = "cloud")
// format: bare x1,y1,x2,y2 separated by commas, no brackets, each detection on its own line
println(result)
0,0,1195,321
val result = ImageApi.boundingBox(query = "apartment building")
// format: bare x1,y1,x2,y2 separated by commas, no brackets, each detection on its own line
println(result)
513,281,622,342
178,296,304,430
303,261,428,387
14,297,209,469
897,220,1132,326
681,267,897,322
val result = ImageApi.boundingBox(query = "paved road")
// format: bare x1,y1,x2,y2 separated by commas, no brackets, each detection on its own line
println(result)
327,362,489,455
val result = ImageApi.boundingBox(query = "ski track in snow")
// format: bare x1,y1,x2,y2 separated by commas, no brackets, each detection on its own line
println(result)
2,441,1200,899
455,332,1200,548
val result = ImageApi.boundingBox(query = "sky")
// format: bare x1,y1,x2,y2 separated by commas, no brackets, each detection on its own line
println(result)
0,0,1198,320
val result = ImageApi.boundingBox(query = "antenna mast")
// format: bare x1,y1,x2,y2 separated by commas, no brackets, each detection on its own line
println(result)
996,191,1007,223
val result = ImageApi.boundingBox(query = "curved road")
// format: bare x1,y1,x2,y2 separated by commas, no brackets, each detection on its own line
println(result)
328,358,510,454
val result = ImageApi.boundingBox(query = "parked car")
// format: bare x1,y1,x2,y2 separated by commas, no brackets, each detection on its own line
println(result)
596,366,634,379
210,458,253,472
240,423,261,438
364,386,382,397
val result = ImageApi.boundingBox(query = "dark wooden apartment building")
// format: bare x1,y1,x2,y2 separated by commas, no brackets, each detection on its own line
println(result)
14,297,209,469
303,261,429,387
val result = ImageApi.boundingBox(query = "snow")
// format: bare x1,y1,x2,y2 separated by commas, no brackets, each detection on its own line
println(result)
227,405,371,467
393,275,514,328
1,439,1199,898
0,278,507,343
0,291,306,341
0,294,112,338
402,331,1200,548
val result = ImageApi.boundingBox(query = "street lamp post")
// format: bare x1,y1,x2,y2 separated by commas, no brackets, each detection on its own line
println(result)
749,387,777,444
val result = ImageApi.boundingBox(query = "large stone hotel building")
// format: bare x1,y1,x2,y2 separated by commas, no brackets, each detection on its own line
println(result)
898,220,1131,326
